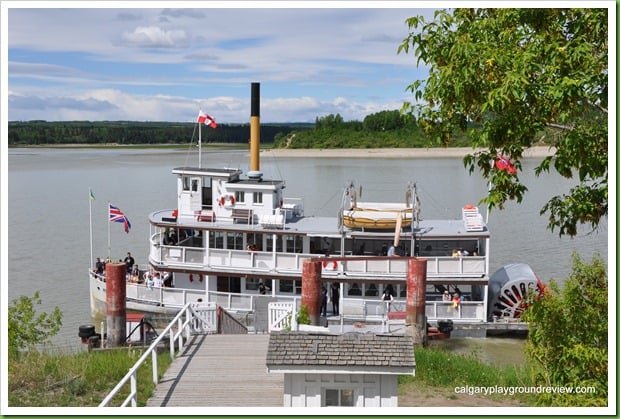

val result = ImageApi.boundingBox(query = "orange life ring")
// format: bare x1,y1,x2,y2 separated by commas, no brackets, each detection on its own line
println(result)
219,196,225,206
229,195,235,205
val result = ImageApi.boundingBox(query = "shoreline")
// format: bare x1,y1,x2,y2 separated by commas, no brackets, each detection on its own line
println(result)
10,144,556,159
262,146,556,159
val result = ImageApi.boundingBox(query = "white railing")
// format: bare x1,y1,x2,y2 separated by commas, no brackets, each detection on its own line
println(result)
149,235,488,281
425,301,485,321
99,302,217,407
268,301,297,332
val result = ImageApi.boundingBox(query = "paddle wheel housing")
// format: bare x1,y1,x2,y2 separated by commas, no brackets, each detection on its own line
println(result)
487,263,545,321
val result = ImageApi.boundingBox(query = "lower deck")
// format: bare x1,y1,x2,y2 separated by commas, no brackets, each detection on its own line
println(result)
89,272,489,329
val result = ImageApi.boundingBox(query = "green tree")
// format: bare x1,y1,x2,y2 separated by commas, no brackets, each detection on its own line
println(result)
523,254,607,406
399,8,608,237
8,291,63,358
363,110,405,131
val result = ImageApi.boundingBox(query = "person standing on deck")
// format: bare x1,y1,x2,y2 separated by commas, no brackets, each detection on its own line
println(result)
382,286,394,312
320,286,328,317
330,283,340,315
124,252,135,271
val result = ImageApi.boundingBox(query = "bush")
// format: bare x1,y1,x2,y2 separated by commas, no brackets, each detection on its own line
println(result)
8,291,62,358
523,253,608,406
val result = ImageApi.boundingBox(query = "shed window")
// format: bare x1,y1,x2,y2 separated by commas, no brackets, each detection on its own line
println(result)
324,388,354,406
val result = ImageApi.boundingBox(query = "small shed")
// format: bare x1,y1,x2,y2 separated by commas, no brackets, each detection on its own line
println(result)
266,332,415,407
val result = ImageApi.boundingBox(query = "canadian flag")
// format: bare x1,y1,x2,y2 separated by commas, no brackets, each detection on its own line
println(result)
197,111,217,128
494,153,517,175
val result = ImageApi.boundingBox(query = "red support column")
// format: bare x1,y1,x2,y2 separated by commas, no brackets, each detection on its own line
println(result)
301,259,322,326
106,262,127,347
406,258,427,344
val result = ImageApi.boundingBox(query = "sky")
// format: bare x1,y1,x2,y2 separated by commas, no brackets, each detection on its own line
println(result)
4,2,441,124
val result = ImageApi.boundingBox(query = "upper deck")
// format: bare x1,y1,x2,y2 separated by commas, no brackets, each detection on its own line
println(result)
149,208,490,240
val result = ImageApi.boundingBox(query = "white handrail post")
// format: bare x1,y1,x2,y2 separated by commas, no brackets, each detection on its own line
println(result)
185,307,192,339
169,329,175,360
151,350,158,385
130,373,137,407
291,298,298,331
177,317,184,352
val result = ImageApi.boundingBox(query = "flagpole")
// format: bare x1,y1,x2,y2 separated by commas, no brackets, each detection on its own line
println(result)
107,201,111,260
198,115,202,168
89,188,94,267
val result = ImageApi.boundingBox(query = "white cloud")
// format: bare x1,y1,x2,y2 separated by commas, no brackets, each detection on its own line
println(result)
6,5,433,122
122,26,189,49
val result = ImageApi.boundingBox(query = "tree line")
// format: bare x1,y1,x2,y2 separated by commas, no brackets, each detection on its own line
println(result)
7,120,308,146
272,109,471,149
8,110,458,149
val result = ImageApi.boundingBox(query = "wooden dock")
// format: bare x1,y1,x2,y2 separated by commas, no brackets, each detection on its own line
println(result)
146,334,284,407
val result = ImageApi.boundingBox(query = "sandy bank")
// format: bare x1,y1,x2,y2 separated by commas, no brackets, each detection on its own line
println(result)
262,146,555,159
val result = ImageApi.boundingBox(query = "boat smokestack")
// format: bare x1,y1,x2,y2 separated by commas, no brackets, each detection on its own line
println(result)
248,82,262,179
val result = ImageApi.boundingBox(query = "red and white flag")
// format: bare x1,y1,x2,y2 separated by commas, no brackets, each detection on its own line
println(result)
197,111,217,128
494,153,517,175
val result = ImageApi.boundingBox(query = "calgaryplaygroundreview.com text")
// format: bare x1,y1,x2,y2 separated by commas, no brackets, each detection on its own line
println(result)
454,385,597,397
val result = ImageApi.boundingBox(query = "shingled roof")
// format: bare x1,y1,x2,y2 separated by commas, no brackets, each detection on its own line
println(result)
266,332,415,375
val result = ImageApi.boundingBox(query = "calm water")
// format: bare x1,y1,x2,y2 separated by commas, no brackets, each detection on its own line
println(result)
6,148,609,355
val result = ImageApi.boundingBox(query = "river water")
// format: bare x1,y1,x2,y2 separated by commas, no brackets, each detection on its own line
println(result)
6,147,609,360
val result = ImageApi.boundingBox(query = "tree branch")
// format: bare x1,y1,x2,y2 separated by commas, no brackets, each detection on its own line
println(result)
545,122,575,131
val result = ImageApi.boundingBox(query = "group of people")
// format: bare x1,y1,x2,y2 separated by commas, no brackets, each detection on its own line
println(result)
92,251,173,287
451,248,478,257
442,289,461,307
93,252,137,277
320,284,341,316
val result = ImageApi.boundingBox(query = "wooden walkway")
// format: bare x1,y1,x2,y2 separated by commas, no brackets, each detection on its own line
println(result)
146,334,283,407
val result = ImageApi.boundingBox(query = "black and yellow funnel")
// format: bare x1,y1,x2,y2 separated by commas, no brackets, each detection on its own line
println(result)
247,82,262,179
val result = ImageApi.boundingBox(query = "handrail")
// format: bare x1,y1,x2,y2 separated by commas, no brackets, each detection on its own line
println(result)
99,302,215,407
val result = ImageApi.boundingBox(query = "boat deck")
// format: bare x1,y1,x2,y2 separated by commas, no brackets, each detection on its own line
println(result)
146,334,283,407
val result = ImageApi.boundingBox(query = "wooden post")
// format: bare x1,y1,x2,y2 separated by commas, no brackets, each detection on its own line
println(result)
106,262,127,347
301,259,322,326
406,258,427,344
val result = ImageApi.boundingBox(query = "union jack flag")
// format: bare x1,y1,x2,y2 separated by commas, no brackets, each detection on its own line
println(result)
109,204,131,233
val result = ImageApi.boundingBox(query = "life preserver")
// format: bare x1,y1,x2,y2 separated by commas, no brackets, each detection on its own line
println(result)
219,194,235,207
321,260,338,270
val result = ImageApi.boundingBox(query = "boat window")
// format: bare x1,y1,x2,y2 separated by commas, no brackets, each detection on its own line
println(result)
210,231,225,249
183,176,190,191
365,284,379,297
279,280,293,293
229,232,244,250
348,283,362,296
284,235,303,253
191,178,199,192
245,278,260,291
253,191,263,204
235,191,245,203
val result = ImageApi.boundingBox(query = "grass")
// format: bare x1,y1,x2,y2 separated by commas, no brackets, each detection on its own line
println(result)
8,345,172,407
399,345,536,405
9,339,534,407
